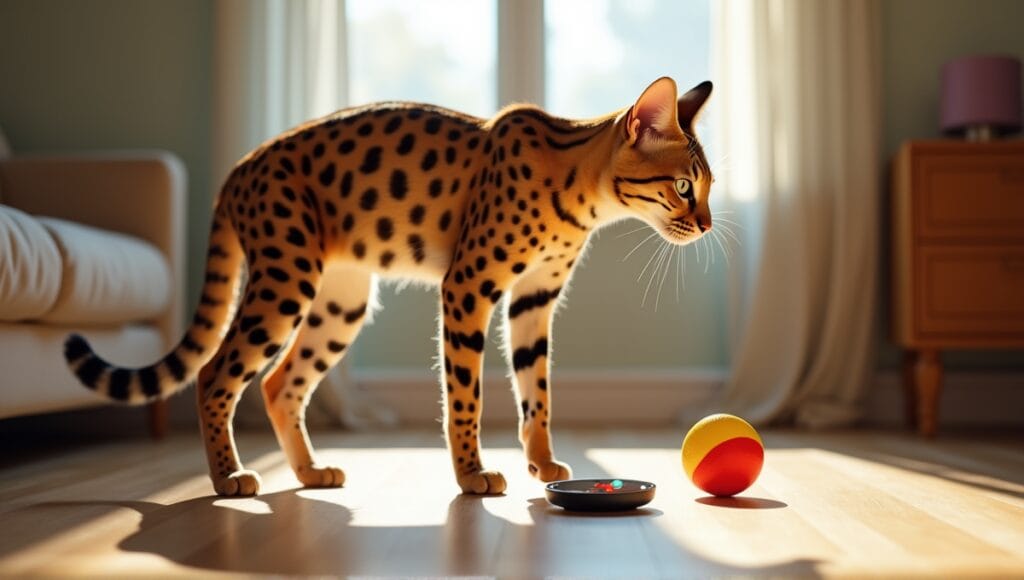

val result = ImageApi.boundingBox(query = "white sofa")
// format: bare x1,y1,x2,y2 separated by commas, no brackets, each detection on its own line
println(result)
0,145,185,434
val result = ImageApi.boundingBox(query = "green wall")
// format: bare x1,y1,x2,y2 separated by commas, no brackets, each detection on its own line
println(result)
0,0,213,317
351,227,729,371
880,0,1024,370
3,0,1020,377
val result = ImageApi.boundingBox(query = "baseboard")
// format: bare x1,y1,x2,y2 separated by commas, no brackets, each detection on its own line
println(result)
349,368,726,427
351,367,1024,429
864,370,1024,428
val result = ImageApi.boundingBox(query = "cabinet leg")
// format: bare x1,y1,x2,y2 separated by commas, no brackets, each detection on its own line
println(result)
913,350,942,438
148,400,169,440
901,350,919,430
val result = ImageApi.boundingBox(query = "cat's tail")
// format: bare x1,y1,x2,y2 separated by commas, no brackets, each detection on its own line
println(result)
63,197,244,404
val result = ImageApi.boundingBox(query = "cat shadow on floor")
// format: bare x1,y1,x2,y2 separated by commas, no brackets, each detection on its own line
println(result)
16,489,818,577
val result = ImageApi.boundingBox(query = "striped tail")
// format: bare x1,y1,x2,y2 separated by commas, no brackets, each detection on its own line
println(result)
63,202,244,404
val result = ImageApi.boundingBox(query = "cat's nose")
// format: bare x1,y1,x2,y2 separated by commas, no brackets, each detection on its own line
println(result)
696,215,712,233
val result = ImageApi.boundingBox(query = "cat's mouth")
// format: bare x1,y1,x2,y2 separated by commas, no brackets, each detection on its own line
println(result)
662,220,701,245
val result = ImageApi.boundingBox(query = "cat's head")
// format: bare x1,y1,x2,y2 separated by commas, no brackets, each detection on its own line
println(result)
608,77,714,245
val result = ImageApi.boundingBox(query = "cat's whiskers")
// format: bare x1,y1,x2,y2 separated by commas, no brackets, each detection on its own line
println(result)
617,223,654,239
622,231,661,262
654,241,675,311
636,239,667,283
641,242,671,308
709,228,732,266
714,222,742,246
671,245,679,303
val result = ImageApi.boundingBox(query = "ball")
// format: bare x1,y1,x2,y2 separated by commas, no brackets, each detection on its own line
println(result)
681,413,764,497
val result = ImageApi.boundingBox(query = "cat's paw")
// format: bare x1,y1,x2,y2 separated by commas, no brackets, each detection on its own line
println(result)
457,469,507,495
296,464,346,488
528,459,573,482
214,469,262,496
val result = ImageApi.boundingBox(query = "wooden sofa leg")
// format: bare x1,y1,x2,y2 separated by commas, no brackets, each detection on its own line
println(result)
149,400,169,440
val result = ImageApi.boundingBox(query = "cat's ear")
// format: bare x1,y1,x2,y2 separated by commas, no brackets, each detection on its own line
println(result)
625,77,680,146
677,81,713,134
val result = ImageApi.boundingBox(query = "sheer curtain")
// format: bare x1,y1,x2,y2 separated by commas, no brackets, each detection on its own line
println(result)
213,0,395,428
709,0,882,427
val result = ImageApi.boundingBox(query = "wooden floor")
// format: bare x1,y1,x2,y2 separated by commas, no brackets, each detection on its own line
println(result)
1,427,1023,578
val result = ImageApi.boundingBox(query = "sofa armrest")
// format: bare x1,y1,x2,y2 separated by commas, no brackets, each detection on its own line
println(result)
0,151,187,344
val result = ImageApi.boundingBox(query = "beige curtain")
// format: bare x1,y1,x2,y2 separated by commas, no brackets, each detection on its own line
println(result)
708,0,882,427
213,0,395,428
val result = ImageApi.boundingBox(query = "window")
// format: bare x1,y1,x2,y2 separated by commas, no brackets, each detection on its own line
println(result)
347,0,496,117
545,0,712,118
347,0,724,373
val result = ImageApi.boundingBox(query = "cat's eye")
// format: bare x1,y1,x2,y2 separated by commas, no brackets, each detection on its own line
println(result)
674,178,692,196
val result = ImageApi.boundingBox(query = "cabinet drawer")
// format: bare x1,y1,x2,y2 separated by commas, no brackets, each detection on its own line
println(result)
915,153,1024,241
916,246,1024,338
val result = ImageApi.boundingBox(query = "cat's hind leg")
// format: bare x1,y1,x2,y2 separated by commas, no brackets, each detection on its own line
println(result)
261,265,373,488
196,263,321,497
505,264,572,482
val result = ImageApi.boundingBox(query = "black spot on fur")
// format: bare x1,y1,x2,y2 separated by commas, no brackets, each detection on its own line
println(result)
376,217,394,241
318,163,336,186
286,227,306,247
429,178,443,198
240,315,264,332
384,116,402,134
108,369,131,400
359,146,382,173
421,150,438,171
397,133,415,155
512,338,548,371
410,205,426,225
272,202,292,218
267,267,290,282
454,365,472,387
389,169,408,200
140,367,160,397
408,234,426,262
458,331,485,353
248,328,269,345
164,353,186,381
360,187,378,211
340,171,353,197
424,116,442,134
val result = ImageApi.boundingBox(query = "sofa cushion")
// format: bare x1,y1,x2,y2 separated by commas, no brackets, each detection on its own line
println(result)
36,217,172,325
0,205,63,320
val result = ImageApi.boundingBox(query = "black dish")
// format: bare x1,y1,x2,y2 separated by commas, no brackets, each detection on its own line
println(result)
545,478,656,512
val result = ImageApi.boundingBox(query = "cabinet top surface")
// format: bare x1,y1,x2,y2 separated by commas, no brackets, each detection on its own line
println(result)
899,139,1024,157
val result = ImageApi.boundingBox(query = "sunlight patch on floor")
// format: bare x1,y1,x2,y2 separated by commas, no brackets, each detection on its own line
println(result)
212,498,273,515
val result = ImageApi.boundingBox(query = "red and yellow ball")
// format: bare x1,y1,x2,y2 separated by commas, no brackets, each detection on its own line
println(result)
682,413,764,497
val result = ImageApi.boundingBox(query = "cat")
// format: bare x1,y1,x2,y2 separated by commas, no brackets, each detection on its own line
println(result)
64,76,714,496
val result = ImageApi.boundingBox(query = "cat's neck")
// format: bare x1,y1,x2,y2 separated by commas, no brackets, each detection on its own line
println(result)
536,111,630,231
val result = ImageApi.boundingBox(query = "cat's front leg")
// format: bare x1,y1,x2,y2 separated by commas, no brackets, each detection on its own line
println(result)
440,272,506,495
505,267,572,483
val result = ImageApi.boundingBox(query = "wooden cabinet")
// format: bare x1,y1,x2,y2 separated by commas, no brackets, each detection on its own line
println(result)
891,141,1024,436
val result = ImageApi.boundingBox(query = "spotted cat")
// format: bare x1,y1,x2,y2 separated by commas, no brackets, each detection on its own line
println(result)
64,77,714,497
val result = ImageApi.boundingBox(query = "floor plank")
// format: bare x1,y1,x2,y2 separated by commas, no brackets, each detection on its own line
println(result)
1,428,1022,577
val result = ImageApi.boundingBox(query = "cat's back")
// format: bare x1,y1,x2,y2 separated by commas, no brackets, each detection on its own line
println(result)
224,102,492,281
